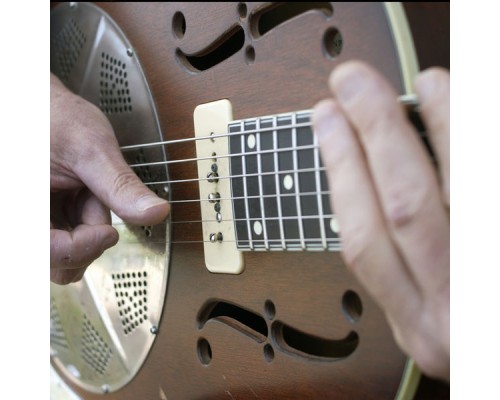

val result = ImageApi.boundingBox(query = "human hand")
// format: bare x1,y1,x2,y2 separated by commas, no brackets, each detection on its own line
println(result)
313,61,449,380
50,73,170,285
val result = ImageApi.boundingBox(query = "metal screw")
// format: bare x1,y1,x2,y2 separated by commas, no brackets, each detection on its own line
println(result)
216,213,222,222
207,172,219,183
101,384,110,394
150,325,158,334
214,203,221,213
127,48,134,57
208,192,220,203
209,232,223,243
211,163,218,173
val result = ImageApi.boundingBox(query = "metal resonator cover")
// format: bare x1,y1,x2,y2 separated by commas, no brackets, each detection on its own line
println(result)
50,2,171,394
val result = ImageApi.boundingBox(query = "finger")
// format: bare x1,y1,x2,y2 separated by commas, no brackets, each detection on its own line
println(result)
73,121,169,226
50,267,87,285
50,224,118,270
76,189,112,225
329,61,449,295
313,99,420,318
414,68,450,206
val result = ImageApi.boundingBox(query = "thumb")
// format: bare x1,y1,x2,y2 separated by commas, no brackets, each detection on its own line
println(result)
75,143,170,226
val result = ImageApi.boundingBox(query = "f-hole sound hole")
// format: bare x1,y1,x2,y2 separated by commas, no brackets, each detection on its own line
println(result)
264,300,275,320
342,290,362,323
176,26,245,72
263,344,274,362
323,27,343,58
200,301,268,337
252,2,333,37
197,338,212,365
238,3,247,19
172,11,186,39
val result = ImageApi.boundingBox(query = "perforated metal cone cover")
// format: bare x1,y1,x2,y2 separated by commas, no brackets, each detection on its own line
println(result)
50,2,171,394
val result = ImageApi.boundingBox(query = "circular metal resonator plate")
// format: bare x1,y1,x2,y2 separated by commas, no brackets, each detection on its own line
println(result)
50,2,171,394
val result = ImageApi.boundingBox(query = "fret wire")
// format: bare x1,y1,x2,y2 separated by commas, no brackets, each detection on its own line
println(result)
256,119,270,250
292,113,306,250
313,132,327,250
241,122,254,250
273,115,286,250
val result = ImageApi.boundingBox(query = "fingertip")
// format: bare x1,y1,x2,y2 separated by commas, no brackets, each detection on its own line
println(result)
414,68,450,103
328,60,380,101
136,193,169,212
102,225,119,249
312,99,343,141
134,195,170,225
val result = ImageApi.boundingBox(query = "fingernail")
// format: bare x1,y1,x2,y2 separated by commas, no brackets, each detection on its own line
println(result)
414,69,438,103
136,194,168,212
415,68,449,103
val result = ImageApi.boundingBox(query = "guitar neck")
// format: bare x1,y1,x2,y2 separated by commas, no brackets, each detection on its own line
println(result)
228,110,340,251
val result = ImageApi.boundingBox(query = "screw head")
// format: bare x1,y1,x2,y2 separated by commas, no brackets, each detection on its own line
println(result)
127,48,134,57
101,384,110,394
150,325,158,334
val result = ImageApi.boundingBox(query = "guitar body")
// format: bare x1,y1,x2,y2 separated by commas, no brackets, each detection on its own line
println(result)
50,3,449,399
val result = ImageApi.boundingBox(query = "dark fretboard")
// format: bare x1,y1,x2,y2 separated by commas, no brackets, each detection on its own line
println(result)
228,111,340,251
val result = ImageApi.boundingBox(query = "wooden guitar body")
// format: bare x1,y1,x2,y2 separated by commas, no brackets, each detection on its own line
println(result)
50,3,449,399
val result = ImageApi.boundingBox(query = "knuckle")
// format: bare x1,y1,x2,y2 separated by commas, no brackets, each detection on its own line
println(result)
112,170,140,198
384,182,431,230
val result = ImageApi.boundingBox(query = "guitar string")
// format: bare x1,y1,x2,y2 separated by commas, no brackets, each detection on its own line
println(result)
119,96,421,153
128,143,320,168
120,120,314,152
112,212,337,226
168,189,332,204
136,165,327,186
113,98,419,245
113,238,342,245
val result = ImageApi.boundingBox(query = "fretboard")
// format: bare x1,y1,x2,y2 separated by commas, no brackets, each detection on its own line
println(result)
228,111,340,251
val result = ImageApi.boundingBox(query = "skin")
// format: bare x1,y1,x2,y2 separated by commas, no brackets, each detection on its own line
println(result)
313,61,450,381
50,73,170,285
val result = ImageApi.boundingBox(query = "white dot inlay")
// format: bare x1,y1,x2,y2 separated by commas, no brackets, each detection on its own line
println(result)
253,220,263,236
247,134,256,149
283,174,294,190
330,216,340,233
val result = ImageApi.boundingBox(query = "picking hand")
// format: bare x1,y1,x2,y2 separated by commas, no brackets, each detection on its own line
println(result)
50,74,170,285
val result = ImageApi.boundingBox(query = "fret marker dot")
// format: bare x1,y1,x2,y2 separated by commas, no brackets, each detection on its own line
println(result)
253,221,263,236
247,134,256,149
330,216,340,233
283,175,294,190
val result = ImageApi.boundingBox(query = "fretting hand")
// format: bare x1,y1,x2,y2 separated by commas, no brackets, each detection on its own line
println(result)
313,61,450,380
